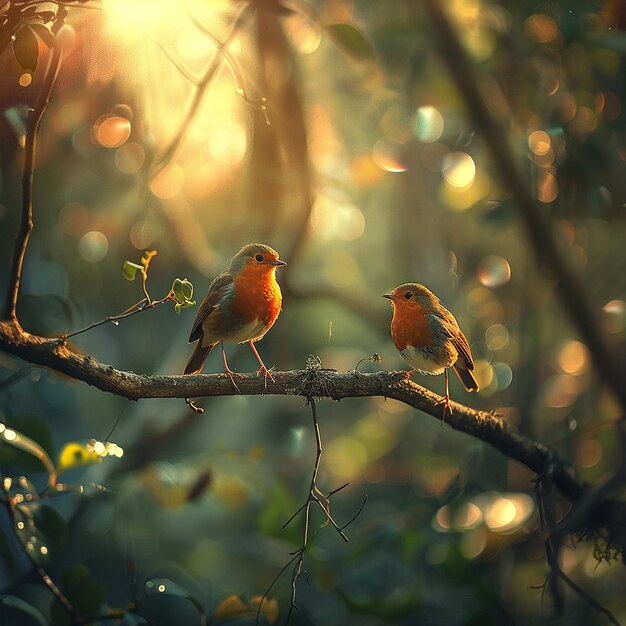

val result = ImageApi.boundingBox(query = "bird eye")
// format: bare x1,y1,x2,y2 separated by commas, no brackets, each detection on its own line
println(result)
254,254,264,263
404,291,413,299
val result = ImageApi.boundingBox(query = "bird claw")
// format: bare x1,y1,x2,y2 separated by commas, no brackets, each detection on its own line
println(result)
219,368,245,392
435,395,453,424
255,365,276,383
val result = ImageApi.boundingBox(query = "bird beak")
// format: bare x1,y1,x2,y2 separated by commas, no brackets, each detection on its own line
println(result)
270,259,287,267
382,294,393,300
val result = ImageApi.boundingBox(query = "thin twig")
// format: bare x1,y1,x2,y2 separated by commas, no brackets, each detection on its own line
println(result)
535,473,621,625
259,399,364,624
255,553,300,626
62,294,172,340
2,32,65,322
341,495,368,531
0,476,77,620
149,2,255,179
188,11,268,118
557,570,621,626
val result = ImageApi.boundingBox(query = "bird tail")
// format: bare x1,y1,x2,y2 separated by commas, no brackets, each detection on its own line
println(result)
453,363,479,392
184,343,215,375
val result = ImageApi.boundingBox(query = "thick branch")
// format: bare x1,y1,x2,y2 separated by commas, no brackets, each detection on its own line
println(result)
2,39,64,322
0,320,583,503
421,0,626,416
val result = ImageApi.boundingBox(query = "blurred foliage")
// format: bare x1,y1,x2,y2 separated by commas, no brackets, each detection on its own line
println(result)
1,0,626,624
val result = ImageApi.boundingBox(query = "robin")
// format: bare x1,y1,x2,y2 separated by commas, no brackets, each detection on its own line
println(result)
184,243,286,389
383,283,478,420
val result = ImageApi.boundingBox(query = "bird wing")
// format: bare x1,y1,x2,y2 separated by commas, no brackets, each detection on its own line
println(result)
433,308,475,371
188,272,233,343
451,330,475,370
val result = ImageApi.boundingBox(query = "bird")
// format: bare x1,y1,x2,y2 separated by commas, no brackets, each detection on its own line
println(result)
184,243,286,390
383,283,478,421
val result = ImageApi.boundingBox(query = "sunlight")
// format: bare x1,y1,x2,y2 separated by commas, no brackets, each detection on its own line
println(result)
103,0,196,38
93,0,247,173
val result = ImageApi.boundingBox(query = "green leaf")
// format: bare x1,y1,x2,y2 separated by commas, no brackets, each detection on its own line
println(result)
56,442,101,475
172,278,193,302
0,422,56,486
34,506,68,555
0,595,47,626
171,278,196,314
12,25,39,71
326,23,375,60
144,578,205,625
122,261,143,282
50,565,106,626
174,300,196,314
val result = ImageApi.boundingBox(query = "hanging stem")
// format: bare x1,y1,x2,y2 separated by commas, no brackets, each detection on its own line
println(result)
2,35,65,322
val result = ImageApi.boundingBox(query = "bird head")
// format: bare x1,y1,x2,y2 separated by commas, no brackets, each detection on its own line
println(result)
230,243,287,276
382,283,440,309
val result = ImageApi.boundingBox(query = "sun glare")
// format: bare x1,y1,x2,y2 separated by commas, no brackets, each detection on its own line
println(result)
103,0,192,37
92,0,250,189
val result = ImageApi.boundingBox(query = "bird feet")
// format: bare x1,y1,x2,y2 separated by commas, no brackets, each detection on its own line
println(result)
219,366,245,392
402,369,417,382
254,365,276,385
435,394,453,424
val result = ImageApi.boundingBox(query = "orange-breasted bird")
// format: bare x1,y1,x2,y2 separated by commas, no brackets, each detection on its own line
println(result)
383,283,478,420
184,243,286,387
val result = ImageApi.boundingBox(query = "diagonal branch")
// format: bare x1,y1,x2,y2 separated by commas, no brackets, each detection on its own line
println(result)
0,320,586,505
421,0,626,417
2,34,65,322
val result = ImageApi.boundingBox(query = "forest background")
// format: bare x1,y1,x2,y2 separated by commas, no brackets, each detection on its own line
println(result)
1,1,626,625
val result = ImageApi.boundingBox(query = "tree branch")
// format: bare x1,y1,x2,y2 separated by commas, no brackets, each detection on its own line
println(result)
0,320,585,505
421,0,626,416
2,36,65,322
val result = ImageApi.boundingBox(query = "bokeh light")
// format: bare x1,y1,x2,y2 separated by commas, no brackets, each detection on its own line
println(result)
207,121,248,166
372,140,408,173
536,171,558,203
310,190,365,241
326,436,367,479
485,324,509,350
115,142,145,174
130,220,158,250
414,106,445,143
557,340,589,376
528,130,551,155
95,115,132,148
19,72,32,87
545,374,582,409
78,231,109,262
150,163,185,199
492,362,513,391
477,255,511,288
285,13,322,55
442,152,476,188
524,14,558,44
454,502,483,530
603,299,626,333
